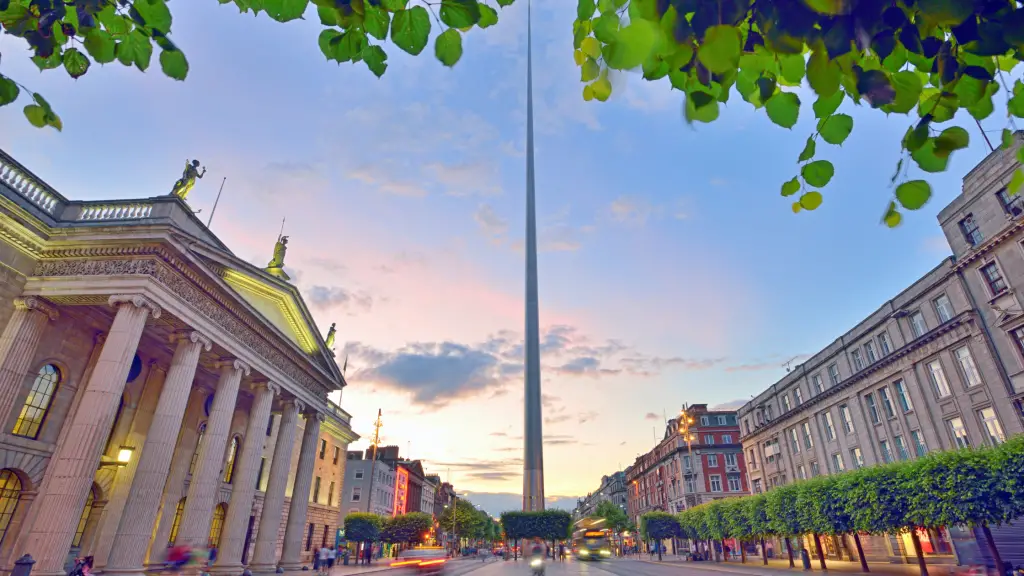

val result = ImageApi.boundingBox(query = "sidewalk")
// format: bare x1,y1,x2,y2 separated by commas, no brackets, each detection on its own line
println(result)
637,555,961,576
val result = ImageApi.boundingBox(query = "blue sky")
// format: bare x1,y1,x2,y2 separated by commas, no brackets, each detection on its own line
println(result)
0,0,1003,511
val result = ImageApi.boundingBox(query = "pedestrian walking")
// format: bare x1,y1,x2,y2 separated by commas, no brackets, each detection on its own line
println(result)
327,546,336,571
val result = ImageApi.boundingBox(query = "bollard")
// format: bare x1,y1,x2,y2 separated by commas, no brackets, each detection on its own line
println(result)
12,555,34,576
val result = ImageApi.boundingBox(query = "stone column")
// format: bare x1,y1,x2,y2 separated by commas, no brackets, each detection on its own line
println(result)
22,294,160,576
249,399,301,573
104,331,212,576
174,359,248,547
0,297,58,427
212,381,279,573
280,411,324,570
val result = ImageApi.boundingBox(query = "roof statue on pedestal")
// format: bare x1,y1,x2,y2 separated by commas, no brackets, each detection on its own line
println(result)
265,234,290,280
170,159,206,201
325,322,336,350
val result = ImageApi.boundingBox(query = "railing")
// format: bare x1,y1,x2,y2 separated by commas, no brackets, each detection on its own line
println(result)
0,154,61,214
326,399,352,424
76,202,154,221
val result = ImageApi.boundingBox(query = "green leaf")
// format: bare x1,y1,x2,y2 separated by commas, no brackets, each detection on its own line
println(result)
98,6,131,36
265,0,309,22
885,70,922,114
799,191,823,210
812,91,843,119
62,47,90,79
116,30,153,71
581,37,601,59
434,28,463,67
83,29,117,64
591,75,612,102
884,205,902,228
33,52,63,71
478,4,498,28
335,29,368,63
581,58,600,81
911,140,950,173
381,0,408,9
781,177,800,197
685,91,719,123
819,113,853,145
318,6,338,25
0,76,19,106
593,12,620,43
802,160,835,187
697,26,741,75
606,20,658,70
319,29,342,60
895,180,932,210
765,92,800,129
807,47,841,97
440,0,481,28
779,54,806,85
497,0,514,6
1009,169,1024,195
159,49,188,80
578,0,596,20
391,6,430,56
24,104,47,128
132,0,172,34
1003,129,1015,150
365,5,391,40
798,137,816,162
362,45,388,77
1009,81,1024,118
917,0,973,27
933,126,969,157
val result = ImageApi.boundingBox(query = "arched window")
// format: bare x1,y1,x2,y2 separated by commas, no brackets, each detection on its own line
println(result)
189,422,206,476
208,503,227,548
12,364,62,439
72,485,97,547
223,436,240,484
168,498,186,545
0,469,23,545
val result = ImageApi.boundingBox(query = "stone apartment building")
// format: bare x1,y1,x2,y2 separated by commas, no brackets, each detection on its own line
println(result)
572,471,626,520
342,450,395,517
739,135,1024,569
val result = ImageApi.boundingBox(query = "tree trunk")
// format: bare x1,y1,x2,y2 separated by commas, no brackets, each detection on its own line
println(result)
722,539,729,562
514,538,518,561
741,540,747,563
658,538,663,562
982,524,1003,574
761,538,768,565
813,533,827,570
853,533,869,572
909,529,929,576
786,537,795,568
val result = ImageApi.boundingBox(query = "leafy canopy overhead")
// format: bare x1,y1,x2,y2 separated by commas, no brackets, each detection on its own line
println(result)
3,0,1024,224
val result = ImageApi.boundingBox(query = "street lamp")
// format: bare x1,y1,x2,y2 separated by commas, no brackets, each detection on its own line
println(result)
99,446,135,468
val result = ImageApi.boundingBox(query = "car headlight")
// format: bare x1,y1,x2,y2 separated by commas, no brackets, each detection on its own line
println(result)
530,559,543,567
600,550,611,556
579,550,589,555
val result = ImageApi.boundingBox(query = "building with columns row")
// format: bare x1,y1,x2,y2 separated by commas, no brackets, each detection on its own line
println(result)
0,148,358,575
738,135,1024,568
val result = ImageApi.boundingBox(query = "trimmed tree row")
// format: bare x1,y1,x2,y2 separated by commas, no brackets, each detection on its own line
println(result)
640,437,1024,576
499,510,573,560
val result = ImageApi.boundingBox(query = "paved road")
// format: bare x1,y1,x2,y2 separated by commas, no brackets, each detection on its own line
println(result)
446,557,737,576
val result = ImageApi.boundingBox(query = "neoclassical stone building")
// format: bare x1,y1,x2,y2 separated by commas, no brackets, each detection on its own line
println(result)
0,149,358,576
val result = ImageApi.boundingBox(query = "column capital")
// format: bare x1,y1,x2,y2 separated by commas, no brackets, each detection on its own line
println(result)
14,297,59,321
213,358,250,377
282,397,305,414
170,330,213,352
306,411,326,423
108,294,162,319
249,380,281,397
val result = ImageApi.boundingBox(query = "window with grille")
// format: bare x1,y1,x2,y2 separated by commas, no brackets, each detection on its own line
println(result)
981,262,1007,295
190,423,206,476
223,436,240,484
12,364,62,439
168,498,186,545
72,486,96,547
959,214,983,246
208,503,226,548
0,470,22,546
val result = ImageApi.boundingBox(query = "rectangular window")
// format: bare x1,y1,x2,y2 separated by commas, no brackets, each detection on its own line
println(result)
333,446,340,465
865,393,880,424
934,294,954,322
864,341,877,364
752,479,762,494
313,476,321,503
879,439,893,463
727,477,741,491
354,469,364,479
894,435,909,460
256,457,266,491
704,434,715,445
911,430,927,457
851,349,864,371
701,416,709,425
810,461,820,477
831,453,845,472
794,387,804,405
766,404,774,420
821,412,836,441
682,455,692,469
789,428,801,454
850,447,864,469
328,481,335,506
717,415,727,425
685,477,696,493
266,414,274,436
948,417,970,449
748,449,757,470
707,454,718,467
911,311,928,338
782,394,792,412
801,422,814,449
893,380,913,412
928,360,952,397
981,261,1007,294
960,214,983,246
725,453,737,466
811,374,823,394
997,187,1024,216
827,364,840,385
839,404,855,433
306,523,315,552
878,332,892,356
710,475,722,492
797,464,807,480
978,407,1006,445
878,386,896,419
955,347,982,388
319,439,327,459
722,434,733,444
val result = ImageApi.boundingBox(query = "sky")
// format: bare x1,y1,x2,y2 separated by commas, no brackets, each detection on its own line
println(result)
0,0,1008,516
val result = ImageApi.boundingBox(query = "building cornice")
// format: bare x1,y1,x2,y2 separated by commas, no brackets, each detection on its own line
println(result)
951,219,1024,271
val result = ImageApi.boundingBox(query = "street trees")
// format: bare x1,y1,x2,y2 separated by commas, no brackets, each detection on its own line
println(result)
438,499,482,551
342,512,383,565
500,511,527,560
593,500,629,533
640,511,680,562
381,512,433,550
3,1,1024,225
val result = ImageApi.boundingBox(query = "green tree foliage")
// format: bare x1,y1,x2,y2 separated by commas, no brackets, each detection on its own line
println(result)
593,499,630,533
438,499,483,540
641,511,681,560
572,0,1024,222
381,512,433,544
343,512,383,543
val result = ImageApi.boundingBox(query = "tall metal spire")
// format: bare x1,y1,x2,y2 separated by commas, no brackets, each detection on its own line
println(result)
522,0,545,512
